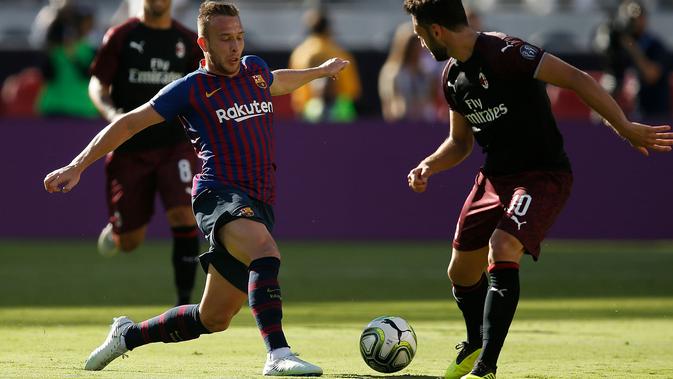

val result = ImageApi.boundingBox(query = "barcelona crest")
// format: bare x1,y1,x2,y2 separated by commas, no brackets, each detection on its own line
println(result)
252,75,267,89
237,207,255,217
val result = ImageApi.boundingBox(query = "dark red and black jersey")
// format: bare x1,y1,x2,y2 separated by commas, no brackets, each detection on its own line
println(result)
442,32,571,175
90,18,202,152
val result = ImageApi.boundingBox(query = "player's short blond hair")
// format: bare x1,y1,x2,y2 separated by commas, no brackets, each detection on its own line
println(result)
198,1,240,38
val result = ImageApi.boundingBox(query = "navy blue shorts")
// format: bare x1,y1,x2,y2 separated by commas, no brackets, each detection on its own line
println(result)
192,187,275,293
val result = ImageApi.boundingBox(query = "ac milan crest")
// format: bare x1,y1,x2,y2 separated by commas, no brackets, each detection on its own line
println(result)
175,41,185,58
478,71,489,89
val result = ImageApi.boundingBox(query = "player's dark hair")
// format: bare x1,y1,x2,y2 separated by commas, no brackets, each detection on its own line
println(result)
403,0,468,31
197,1,240,37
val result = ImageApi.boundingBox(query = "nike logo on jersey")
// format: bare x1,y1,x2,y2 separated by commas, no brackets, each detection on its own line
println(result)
206,88,222,98
129,41,144,54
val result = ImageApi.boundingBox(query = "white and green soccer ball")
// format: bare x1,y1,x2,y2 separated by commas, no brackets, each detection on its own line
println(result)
359,316,417,373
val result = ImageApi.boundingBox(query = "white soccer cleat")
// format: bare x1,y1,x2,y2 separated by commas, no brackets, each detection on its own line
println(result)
97,223,119,257
84,316,133,371
263,353,323,376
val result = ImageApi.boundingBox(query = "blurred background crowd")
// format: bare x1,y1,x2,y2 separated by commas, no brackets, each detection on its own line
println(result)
0,0,671,123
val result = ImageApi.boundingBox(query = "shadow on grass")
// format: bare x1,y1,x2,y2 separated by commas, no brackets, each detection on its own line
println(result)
328,375,439,379
2,240,673,306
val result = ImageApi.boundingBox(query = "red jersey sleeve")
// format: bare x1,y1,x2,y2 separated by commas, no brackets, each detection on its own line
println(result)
89,19,140,85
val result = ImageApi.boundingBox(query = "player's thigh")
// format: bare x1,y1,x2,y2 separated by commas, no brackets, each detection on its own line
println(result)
192,187,277,293
448,246,489,286
198,264,247,332
452,170,503,254
488,229,524,265
105,151,157,235
492,170,573,260
217,218,280,266
157,142,198,219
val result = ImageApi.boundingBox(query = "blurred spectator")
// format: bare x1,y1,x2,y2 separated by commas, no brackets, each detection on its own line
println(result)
303,73,357,123
30,0,65,49
1,68,43,117
288,8,361,122
110,0,191,28
36,0,98,117
378,22,437,123
466,7,484,31
594,0,672,118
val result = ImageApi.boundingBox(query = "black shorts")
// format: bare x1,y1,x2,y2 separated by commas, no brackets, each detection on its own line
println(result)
192,187,275,293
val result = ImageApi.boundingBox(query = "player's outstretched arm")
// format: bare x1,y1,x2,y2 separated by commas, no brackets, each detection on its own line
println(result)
44,103,165,193
269,57,349,96
535,53,673,156
407,111,474,193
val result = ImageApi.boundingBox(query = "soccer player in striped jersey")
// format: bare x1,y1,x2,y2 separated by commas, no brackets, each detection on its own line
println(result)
44,1,348,376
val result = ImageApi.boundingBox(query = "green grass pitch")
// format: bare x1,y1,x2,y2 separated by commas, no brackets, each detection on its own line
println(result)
1,240,672,378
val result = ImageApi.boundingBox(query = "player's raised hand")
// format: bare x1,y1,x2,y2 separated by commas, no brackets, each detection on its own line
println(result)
319,57,349,79
44,165,81,193
407,164,432,193
618,122,673,156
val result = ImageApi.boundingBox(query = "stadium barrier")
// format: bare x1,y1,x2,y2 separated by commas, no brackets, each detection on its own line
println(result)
2,117,671,239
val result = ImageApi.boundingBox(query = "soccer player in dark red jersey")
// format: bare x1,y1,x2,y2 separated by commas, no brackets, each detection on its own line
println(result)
89,0,203,306
402,1,673,378
44,2,348,376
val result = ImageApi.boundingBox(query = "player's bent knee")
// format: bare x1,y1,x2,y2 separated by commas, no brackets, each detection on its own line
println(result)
118,238,142,252
166,207,196,226
200,308,239,332
447,248,488,285
488,233,524,264
448,263,482,286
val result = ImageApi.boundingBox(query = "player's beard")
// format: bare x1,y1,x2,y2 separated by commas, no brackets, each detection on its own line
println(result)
424,36,449,61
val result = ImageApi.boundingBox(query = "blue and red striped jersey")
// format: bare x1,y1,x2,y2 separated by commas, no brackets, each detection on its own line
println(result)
150,55,276,204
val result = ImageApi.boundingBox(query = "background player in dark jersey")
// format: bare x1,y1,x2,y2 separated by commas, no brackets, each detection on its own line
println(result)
44,2,348,376
402,1,673,378
88,0,203,306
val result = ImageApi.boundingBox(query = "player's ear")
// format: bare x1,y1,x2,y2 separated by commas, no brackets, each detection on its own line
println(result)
430,23,443,39
197,36,208,53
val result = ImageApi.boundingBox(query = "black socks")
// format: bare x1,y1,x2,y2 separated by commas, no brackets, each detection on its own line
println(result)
479,262,520,369
171,226,200,305
452,273,488,347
